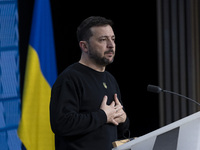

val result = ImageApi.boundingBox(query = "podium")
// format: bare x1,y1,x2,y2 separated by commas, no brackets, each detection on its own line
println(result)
113,111,200,150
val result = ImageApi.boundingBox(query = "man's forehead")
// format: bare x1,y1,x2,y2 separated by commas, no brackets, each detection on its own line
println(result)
90,25,115,36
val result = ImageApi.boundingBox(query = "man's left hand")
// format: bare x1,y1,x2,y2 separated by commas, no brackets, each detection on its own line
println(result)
113,94,127,124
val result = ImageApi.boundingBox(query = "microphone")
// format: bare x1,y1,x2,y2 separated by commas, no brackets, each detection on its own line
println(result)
147,84,200,106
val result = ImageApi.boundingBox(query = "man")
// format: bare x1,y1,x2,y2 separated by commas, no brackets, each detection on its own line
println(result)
50,16,130,150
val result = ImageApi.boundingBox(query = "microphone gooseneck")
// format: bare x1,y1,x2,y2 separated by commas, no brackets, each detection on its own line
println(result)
147,84,200,106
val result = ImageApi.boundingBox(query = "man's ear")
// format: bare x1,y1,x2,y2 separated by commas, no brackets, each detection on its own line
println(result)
79,41,88,53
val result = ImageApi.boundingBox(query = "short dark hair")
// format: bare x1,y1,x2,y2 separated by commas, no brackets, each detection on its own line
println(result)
77,16,113,42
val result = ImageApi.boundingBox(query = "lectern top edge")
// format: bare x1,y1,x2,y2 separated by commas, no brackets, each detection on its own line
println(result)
113,111,200,150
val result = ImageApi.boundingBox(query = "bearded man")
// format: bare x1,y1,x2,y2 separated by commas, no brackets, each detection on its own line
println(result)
50,16,130,150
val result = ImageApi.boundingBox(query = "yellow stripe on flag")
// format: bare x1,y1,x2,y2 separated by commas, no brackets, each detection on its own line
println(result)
18,45,54,150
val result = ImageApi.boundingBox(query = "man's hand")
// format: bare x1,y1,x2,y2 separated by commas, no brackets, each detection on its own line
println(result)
100,95,126,126
113,94,127,124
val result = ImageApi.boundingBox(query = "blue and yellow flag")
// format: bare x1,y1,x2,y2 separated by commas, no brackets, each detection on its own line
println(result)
18,0,57,149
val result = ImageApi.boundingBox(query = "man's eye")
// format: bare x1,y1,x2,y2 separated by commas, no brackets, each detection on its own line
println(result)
100,38,106,41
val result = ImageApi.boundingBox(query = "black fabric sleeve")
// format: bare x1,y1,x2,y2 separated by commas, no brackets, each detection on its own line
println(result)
117,117,130,139
50,79,107,137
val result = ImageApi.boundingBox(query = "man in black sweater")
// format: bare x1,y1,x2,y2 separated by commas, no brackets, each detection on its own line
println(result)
50,16,130,150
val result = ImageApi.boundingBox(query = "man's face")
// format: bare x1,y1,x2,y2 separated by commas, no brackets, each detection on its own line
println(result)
87,25,116,66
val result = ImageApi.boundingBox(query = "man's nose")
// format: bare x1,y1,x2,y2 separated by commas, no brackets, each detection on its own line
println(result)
107,39,115,48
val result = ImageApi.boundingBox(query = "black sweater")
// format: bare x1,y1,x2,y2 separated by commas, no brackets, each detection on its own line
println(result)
50,63,129,150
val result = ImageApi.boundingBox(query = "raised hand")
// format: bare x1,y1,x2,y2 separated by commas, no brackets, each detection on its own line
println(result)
113,94,127,124
100,95,124,126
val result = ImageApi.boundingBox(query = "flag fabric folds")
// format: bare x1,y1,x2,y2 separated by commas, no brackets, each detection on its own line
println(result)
18,0,57,149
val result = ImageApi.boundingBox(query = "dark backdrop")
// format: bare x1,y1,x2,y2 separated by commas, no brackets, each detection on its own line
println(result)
19,0,159,138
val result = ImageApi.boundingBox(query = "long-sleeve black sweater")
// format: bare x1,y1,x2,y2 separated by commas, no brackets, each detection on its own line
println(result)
50,63,129,150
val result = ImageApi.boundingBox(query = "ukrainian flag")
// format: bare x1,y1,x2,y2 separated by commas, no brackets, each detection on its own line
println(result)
18,0,57,149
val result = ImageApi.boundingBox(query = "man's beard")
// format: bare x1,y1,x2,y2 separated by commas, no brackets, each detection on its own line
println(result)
88,47,115,66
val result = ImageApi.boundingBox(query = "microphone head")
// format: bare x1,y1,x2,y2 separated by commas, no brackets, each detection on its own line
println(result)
147,85,163,93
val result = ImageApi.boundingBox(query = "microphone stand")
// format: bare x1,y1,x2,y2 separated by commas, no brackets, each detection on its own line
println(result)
162,89,200,106
147,84,200,107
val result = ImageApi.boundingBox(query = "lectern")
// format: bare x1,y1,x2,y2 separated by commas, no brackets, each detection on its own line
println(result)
112,111,200,150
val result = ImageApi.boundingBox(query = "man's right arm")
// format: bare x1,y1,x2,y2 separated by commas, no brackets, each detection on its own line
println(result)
50,80,107,137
